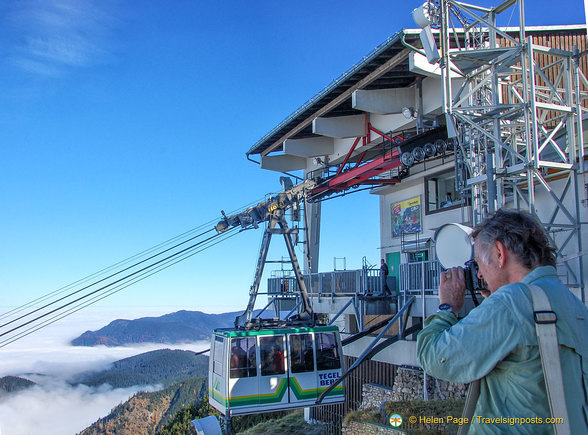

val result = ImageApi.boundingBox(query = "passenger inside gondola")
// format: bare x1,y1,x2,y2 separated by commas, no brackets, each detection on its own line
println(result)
290,333,315,373
230,337,257,378
230,343,247,378
247,345,257,377
261,336,285,376
272,345,284,373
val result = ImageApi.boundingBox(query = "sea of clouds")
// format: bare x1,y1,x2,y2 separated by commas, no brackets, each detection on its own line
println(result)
0,306,209,435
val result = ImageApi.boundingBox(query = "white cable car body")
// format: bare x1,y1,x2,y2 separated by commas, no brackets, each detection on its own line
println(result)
209,326,344,416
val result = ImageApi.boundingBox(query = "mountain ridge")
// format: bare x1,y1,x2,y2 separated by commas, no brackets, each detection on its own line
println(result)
0,376,36,395
71,309,239,346
80,376,209,434
72,348,209,388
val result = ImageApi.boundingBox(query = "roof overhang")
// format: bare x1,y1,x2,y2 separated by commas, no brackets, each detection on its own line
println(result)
247,25,588,160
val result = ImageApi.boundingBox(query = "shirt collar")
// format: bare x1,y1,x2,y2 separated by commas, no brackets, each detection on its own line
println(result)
521,265,557,283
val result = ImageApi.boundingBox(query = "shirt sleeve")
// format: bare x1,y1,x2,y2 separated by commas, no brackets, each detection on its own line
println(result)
416,295,523,383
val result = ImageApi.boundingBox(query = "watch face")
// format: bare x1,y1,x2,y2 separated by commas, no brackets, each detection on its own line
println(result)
438,303,452,311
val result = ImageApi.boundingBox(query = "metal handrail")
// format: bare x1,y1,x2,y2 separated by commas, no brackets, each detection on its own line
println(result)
399,260,442,295
267,267,385,296
268,260,443,298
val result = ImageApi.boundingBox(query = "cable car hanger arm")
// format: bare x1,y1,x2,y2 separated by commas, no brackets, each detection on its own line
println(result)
214,178,318,329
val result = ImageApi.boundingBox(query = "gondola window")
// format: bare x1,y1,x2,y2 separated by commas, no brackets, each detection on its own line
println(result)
316,332,341,370
229,337,257,378
260,336,285,376
290,334,314,373
213,336,225,375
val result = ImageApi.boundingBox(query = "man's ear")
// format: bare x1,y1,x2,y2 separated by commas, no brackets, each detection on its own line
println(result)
494,240,507,269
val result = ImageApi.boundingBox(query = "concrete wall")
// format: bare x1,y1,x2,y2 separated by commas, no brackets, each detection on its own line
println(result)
377,161,469,260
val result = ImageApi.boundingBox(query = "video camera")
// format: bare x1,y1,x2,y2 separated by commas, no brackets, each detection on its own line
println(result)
434,223,488,306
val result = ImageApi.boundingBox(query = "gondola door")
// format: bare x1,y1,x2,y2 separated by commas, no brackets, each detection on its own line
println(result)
227,336,258,411
287,332,317,405
258,335,289,408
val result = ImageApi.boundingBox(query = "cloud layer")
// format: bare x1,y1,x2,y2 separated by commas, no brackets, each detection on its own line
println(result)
0,380,159,435
0,307,209,434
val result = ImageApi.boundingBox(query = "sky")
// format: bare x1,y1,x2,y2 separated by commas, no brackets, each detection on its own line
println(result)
0,0,586,334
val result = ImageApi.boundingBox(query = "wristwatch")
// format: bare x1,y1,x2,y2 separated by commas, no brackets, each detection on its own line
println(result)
437,303,457,315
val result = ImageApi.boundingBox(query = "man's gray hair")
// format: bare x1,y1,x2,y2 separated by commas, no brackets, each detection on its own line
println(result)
471,209,556,269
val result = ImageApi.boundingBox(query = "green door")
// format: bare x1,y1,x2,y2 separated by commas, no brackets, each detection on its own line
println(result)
386,252,401,297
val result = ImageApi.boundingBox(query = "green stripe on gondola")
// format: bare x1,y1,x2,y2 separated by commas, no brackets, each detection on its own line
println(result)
214,326,339,338
290,377,344,400
212,377,343,409
209,388,228,407
258,378,288,404
226,378,288,407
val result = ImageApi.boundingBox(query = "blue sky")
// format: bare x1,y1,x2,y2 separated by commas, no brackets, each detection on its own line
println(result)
0,0,585,320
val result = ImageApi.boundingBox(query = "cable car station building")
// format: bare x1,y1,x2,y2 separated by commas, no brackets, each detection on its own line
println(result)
245,1,588,426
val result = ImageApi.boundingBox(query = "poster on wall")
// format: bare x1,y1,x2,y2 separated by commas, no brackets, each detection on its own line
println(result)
391,196,421,237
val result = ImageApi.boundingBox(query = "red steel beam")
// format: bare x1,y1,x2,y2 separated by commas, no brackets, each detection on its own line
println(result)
369,125,393,141
335,136,362,176
310,123,406,198
311,150,402,196
347,179,401,186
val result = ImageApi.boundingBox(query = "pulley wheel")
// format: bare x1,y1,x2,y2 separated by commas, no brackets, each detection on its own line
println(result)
412,146,425,161
434,139,447,154
400,152,414,167
424,143,436,157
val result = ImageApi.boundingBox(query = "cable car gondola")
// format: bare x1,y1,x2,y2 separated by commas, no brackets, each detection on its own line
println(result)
209,325,344,416
208,179,344,420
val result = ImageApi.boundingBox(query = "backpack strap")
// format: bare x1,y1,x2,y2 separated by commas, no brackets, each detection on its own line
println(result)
528,283,571,435
457,379,479,435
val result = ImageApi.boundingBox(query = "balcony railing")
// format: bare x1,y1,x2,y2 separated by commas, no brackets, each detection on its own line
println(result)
267,260,443,298
268,268,382,296
399,260,443,295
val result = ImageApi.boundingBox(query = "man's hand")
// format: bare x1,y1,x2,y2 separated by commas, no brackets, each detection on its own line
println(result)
439,267,466,313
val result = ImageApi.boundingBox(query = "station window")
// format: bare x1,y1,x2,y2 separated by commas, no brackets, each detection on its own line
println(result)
260,336,286,376
425,170,462,214
229,337,257,378
289,334,314,373
316,332,341,370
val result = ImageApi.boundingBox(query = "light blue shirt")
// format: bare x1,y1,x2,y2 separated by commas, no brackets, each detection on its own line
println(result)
417,266,588,434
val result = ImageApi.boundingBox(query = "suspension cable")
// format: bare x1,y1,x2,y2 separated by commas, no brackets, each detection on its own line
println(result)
0,227,241,341
0,195,271,346
0,227,217,330
0,196,265,323
0,228,242,347
0,220,217,322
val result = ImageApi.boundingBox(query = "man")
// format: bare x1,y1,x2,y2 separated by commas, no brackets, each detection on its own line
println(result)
417,210,588,433
380,258,390,295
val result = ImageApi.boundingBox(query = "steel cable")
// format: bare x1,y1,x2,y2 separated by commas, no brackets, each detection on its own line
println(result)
0,227,217,330
0,228,242,347
0,227,241,341
0,193,276,346
0,196,266,323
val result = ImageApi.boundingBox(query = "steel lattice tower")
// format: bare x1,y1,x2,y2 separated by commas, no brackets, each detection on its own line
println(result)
435,0,587,299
